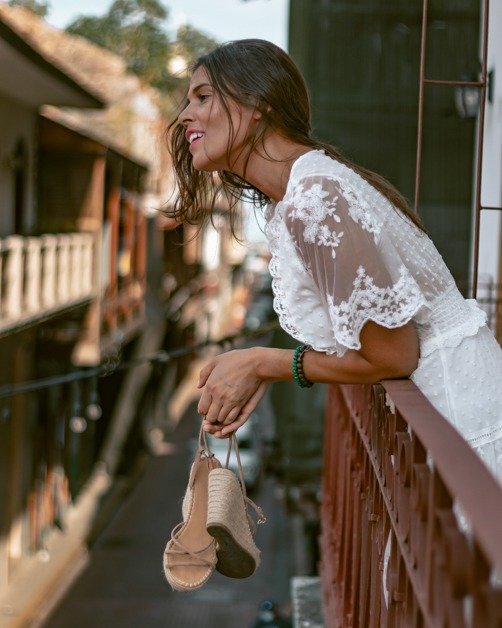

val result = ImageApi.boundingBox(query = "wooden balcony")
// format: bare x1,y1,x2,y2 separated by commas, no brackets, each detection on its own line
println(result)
0,232,95,335
321,381,502,627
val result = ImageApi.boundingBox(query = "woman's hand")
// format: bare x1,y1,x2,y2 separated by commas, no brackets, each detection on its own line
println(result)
196,320,419,438
197,348,268,437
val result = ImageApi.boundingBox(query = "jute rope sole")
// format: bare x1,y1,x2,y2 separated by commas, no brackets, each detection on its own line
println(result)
207,468,261,578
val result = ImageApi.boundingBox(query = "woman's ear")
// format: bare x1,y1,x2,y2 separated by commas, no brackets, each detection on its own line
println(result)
253,103,272,121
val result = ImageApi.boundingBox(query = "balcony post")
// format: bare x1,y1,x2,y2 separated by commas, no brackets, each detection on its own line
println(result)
41,235,57,308
56,235,71,304
69,234,82,299
4,236,24,319
24,238,42,313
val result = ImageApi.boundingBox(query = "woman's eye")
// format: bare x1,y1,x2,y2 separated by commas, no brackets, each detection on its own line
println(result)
199,94,211,102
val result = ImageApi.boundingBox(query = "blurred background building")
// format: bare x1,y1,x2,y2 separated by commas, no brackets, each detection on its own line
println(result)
0,3,248,616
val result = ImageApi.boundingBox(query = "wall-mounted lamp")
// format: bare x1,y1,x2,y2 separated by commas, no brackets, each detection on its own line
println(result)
454,69,495,118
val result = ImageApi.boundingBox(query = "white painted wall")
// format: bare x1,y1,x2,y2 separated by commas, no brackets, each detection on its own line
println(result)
0,94,36,237
478,1,502,285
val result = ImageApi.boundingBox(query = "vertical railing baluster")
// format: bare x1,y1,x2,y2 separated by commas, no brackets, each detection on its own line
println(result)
57,235,71,304
41,234,57,309
4,236,24,319
321,380,502,627
24,237,42,313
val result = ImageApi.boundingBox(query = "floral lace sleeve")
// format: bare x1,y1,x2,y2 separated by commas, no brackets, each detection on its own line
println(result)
283,174,427,355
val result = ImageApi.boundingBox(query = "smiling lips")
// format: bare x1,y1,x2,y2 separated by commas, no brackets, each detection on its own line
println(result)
186,130,204,146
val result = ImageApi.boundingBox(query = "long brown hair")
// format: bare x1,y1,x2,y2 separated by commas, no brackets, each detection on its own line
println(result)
166,39,424,231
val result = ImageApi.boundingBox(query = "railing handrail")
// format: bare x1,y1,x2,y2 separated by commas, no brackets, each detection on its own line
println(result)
382,378,502,568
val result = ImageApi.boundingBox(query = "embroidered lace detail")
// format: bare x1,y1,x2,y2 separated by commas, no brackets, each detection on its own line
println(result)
328,265,426,351
266,150,491,359
268,251,300,340
289,175,382,247
267,215,310,343
332,175,383,238
288,182,344,259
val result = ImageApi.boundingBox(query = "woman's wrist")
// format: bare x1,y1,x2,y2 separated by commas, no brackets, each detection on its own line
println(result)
251,346,296,382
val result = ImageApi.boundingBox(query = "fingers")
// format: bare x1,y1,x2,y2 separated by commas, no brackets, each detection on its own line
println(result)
201,405,240,435
202,419,221,435
218,405,241,425
197,362,214,389
205,382,269,438
220,381,268,436
203,403,224,425
197,390,212,416
219,415,247,436
198,382,253,425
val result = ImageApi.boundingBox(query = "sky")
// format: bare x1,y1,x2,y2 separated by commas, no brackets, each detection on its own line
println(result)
47,0,289,50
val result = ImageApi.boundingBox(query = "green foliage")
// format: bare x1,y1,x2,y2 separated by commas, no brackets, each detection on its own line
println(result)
8,0,50,17
174,24,219,68
65,1,219,94
108,0,168,23
66,0,171,89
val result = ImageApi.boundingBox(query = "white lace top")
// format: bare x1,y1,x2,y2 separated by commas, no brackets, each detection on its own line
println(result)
265,149,486,359
265,150,502,478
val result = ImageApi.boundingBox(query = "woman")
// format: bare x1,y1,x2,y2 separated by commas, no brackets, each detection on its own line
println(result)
168,39,502,482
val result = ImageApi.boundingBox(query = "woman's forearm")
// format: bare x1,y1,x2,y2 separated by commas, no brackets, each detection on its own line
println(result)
253,321,419,385
253,345,397,385
199,321,418,436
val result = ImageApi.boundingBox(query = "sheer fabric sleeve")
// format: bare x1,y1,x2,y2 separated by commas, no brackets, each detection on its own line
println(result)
283,174,427,357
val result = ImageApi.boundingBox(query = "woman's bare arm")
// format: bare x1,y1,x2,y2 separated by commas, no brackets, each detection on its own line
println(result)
198,320,419,437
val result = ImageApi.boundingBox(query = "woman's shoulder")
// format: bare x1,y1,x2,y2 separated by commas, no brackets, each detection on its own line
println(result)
287,149,379,206
289,149,367,194
290,149,342,181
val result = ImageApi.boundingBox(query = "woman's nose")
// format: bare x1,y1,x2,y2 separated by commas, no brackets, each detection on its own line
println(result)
178,103,193,126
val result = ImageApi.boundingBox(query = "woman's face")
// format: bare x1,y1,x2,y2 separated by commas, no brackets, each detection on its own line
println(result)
178,66,260,172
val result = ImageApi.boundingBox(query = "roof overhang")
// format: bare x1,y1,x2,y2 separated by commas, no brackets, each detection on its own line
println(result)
0,19,104,108
40,108,149,172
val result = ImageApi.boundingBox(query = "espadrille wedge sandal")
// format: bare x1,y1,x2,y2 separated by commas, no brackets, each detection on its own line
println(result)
206,433,266,579
163,426,221,591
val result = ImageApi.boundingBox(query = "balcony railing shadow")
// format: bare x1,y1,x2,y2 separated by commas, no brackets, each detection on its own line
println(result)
321,380,502,627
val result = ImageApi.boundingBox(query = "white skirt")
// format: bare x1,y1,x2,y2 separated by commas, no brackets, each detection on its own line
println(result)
411,325,502,484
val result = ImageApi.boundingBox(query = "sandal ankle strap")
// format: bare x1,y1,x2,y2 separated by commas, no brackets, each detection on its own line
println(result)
166,522,216,568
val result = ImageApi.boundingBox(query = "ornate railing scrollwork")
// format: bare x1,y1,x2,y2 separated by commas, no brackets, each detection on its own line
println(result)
320,380,502,627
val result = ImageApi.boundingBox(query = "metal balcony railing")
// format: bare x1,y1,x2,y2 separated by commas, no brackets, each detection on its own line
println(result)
0,232,95,335
321,381,502,627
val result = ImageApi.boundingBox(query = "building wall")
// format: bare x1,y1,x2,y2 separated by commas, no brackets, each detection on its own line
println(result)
478,2,502,285
288,0,480,288
0,95,36,236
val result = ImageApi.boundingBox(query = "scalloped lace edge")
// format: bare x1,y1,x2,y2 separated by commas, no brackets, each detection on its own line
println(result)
419,301,487,358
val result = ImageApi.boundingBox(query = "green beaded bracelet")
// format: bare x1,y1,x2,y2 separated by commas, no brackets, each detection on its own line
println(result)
292,344,314,388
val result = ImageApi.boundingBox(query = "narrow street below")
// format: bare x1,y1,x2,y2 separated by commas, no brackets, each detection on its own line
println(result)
41,400,295,628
